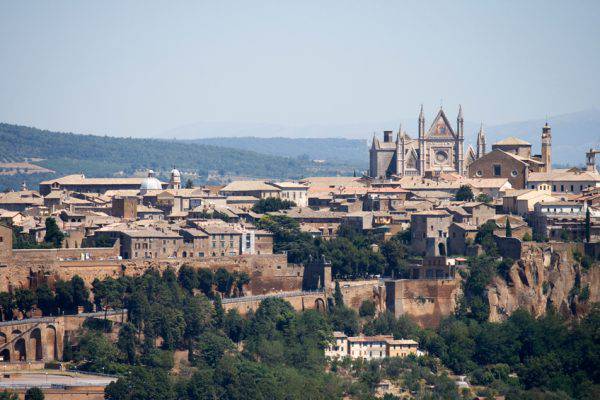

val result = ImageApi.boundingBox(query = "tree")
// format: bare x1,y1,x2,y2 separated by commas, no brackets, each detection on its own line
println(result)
0,292,14,320
213,296,224,329
105,366,174,400
184,178,194,189
251,197,296,213
92,277,124,321
585,207,591,243
14,288,36,316
476,193,492,203
43,217,64,248
214,268,233,296
359,299,377,318
190,331,234,367
455,185,474,201
197,268,214,297
177,264,197,294
24,387,44,400
333,281,344,308
94,234,114,248
329,306,360,336
224,309,246,342
117,322,138,365
475,220,498,256
35,284,56,316
522,232,532,242
0,391,18,400
71,275,91,312
505,217,512,238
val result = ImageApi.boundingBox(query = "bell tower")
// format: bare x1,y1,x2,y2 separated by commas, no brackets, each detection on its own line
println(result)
456,105,465,175
418,105,426,176
541,122,552,172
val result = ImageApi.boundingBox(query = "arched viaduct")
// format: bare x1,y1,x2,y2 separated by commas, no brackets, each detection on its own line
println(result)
0,317,63,363
0,310,125,364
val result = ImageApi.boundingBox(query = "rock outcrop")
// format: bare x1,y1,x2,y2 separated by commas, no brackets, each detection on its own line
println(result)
487,242,600,322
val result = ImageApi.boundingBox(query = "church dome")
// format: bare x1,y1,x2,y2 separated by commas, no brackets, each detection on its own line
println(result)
140,170,162,191
171,168,181,178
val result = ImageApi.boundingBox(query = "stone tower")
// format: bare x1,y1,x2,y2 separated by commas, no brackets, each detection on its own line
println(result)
169,167,181,190
456,105,465,174
418,105,426,176
541,122,552,172
476,123,486,159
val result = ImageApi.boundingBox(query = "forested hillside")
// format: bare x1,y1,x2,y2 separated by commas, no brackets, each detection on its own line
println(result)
0,123,353,190
188,137,368,166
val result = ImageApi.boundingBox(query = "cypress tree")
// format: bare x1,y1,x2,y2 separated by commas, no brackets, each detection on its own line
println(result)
505,217,512,238
333,281,344,308
44,217,64,248
585,207,591,243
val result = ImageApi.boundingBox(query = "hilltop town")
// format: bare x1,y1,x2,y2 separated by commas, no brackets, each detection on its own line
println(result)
0,106,597,399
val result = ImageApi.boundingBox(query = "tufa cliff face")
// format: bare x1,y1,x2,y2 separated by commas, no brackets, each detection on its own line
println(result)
487,242,600,322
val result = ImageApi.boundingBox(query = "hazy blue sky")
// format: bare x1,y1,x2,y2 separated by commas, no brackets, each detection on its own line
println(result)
1,1,599,138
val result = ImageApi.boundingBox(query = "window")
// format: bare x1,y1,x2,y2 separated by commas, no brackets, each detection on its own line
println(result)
560,185,564,192
553,185,557,191
476,170,483,177
493,165,502,176
511,170,518,177
570,185,574,192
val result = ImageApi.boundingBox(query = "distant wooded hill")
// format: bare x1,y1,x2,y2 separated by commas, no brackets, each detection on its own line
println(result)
187,137,369,165
172,108,600,167
0,123,358,191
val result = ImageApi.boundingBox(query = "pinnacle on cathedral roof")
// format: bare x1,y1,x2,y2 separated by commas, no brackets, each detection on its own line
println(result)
419,104,424,120
458,104,464,120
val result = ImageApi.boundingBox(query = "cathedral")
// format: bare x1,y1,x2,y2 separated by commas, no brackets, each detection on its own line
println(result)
369,106,486,178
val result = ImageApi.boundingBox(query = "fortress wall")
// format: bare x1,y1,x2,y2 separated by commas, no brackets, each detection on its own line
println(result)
385,278,462,328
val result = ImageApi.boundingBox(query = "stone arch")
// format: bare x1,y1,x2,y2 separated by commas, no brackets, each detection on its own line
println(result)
30,328,43,360
14,338,26,361
0,332,6,346
182,251,187,258
0,349,9,362
438,242,446,256
314,297,326,312
46,325,58,360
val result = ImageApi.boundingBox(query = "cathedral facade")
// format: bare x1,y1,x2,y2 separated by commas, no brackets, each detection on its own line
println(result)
369,106,485,178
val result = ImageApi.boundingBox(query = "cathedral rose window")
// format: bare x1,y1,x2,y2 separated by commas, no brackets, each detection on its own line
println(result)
435,150,448,163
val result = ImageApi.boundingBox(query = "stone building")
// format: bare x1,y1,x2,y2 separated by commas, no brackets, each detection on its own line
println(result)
448,223,479,255
468,123,553,189
410,210,452,256
270,182,309,207
39,173,167,196
369,106,486,178
530,201,600,241
325,332,419,360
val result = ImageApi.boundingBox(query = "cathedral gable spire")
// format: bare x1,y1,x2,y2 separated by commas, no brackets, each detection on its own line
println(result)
426,108,455,138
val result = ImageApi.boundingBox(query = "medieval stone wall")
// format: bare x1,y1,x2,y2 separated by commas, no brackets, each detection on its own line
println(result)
0,251,302,296
385,278,461,328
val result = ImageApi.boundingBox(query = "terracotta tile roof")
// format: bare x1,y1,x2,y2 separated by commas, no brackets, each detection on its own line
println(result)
220,180,280,192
